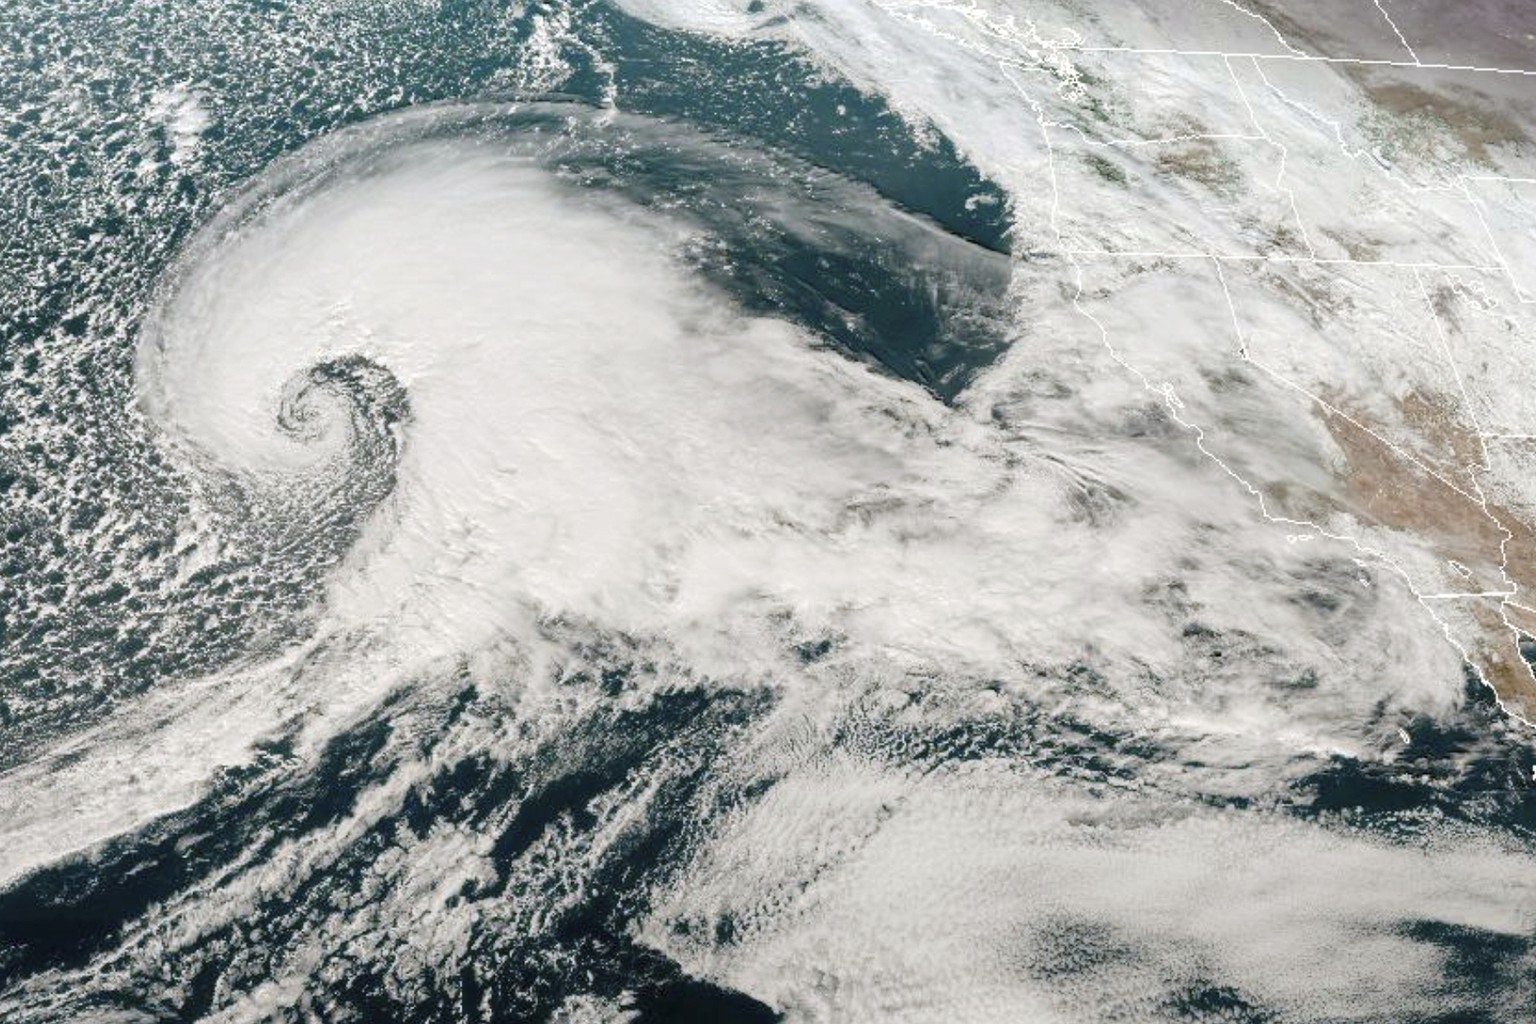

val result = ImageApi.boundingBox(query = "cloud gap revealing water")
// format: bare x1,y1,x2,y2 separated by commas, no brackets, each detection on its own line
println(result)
2,2,1536,1021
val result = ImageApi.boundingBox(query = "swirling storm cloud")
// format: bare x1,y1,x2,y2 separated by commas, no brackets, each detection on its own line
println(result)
2,2,1535,1022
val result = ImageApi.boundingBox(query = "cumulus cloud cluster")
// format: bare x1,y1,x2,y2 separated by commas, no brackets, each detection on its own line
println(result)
6,0,1536,1015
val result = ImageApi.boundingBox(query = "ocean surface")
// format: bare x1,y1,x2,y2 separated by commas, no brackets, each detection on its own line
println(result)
2,2,1534,1021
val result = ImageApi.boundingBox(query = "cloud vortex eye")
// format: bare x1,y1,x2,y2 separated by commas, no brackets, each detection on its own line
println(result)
6,7,1536,1022
134,101,1012,516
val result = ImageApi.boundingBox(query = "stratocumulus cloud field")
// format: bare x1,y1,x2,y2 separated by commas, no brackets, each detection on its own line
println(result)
1,2,1535,1021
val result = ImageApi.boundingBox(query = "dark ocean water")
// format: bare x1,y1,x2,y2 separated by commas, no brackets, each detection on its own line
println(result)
0,5,1020,1017
0,0,1009,754
2,2,1534,1021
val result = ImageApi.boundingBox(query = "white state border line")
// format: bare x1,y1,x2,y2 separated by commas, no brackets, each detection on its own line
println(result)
1053,46,1536,77
1058,249,1504,271
1372,0,1421,66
